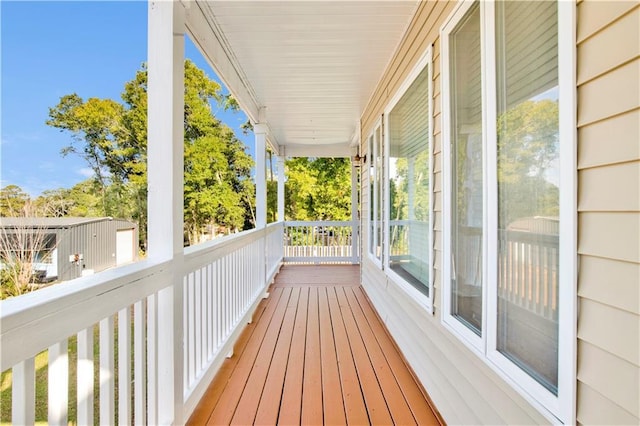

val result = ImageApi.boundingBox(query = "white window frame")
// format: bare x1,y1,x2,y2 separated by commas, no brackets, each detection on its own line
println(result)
367,118,383,269
440,0,576,423
383,47,434,313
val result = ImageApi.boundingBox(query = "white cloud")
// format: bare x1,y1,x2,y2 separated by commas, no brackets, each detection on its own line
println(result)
77,167,94,178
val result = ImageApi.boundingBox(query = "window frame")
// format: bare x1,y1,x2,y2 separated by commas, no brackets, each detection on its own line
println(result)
440,0,576,423
382,47,434,312
367,118,383,269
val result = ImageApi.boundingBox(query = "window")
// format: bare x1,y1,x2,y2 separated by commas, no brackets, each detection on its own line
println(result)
384,48,433,305
367,120,384,266
442,0,575,422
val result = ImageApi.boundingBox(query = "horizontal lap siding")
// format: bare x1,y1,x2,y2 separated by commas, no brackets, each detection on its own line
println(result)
576,1,640,424
359,1,548,424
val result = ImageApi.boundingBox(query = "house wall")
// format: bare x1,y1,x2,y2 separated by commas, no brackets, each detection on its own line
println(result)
575,1,639,424
359,0,639,424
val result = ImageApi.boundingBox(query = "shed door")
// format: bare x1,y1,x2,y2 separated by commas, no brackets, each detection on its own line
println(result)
116,229,135,266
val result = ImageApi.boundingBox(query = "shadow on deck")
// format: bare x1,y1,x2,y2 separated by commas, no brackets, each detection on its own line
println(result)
188,265,443,425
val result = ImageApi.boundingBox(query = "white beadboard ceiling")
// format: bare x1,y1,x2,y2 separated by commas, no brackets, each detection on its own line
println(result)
186,1,420,157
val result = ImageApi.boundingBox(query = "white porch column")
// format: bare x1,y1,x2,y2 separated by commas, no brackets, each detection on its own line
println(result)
254,122,268,229
351,160,359,264
277,155,285,222
147,1,185,424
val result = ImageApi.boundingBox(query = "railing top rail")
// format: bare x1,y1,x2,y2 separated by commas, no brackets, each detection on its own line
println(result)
284,220,356,227
1,259,172,371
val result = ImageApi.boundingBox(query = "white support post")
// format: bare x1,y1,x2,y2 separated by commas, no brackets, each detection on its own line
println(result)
77,327,94,425
12,359,35,426
148,1,185,424
254,115,268,294
99,318,115,426
351,160,359,264
48,340,69,426
277,155,285,222
255,120,268,230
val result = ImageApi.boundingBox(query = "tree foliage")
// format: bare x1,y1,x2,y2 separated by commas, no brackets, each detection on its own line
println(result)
0,185,30,216
0,198,59,299
497,99,559,227
282,157,351,221
46,60,255,247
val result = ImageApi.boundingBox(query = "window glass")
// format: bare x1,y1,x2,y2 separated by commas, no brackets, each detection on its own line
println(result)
495,0,559,394
449,3,483,335
388,66,430,295
375,126,383,262
368,134,375,257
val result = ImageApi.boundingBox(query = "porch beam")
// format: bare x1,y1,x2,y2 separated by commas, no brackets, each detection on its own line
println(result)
285,143,352,158
147,0,185,424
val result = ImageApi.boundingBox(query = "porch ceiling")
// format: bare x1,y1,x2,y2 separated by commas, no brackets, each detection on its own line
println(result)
185,1,419,157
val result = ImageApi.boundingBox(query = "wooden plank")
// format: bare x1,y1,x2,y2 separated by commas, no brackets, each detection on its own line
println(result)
354,288,443,425
186,294,271,424
188,265,444,425
301,288,324,425
204,288,287,425
336,287,394,424
278,287,309,425
229,282,288,424
318,287,347,425
251,288,301,425
274,265,359,286
344,288,417,425
327,286,369,425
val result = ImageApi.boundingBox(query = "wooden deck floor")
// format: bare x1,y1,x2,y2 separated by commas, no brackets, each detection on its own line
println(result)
188,265,442,425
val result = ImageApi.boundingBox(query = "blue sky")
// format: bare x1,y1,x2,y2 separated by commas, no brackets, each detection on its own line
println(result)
1,1,253,197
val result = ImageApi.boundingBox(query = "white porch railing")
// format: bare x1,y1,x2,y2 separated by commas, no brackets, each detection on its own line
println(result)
0,222,284,425
283,220,359,264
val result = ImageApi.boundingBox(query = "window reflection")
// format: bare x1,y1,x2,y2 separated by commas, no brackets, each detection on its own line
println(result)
388,66,430,295
495,0,560,394
450,3,483,336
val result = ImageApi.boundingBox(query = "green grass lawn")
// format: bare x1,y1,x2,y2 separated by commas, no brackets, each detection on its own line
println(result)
0,325,119,425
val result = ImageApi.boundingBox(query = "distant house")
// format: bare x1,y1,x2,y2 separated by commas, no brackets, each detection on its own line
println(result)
0,217,138,281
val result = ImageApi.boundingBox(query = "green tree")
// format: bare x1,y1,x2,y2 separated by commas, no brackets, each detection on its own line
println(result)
282,157,351,221
497,99,559,226
46,60,254,248
0,185,30,216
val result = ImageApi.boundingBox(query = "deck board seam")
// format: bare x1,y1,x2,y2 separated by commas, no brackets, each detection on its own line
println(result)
207,288,289,424
354,287,445,426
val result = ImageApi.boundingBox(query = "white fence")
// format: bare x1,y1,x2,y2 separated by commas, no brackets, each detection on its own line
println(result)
0,222,284,425
283,220,358,264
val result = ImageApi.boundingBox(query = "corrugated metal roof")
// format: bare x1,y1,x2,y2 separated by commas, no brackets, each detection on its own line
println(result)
0,217,133,229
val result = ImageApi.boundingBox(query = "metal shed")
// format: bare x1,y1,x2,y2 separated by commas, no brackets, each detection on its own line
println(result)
0,217,138,281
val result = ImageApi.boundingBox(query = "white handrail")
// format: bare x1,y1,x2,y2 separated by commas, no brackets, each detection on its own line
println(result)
283,220,359,264
0,221,286,425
